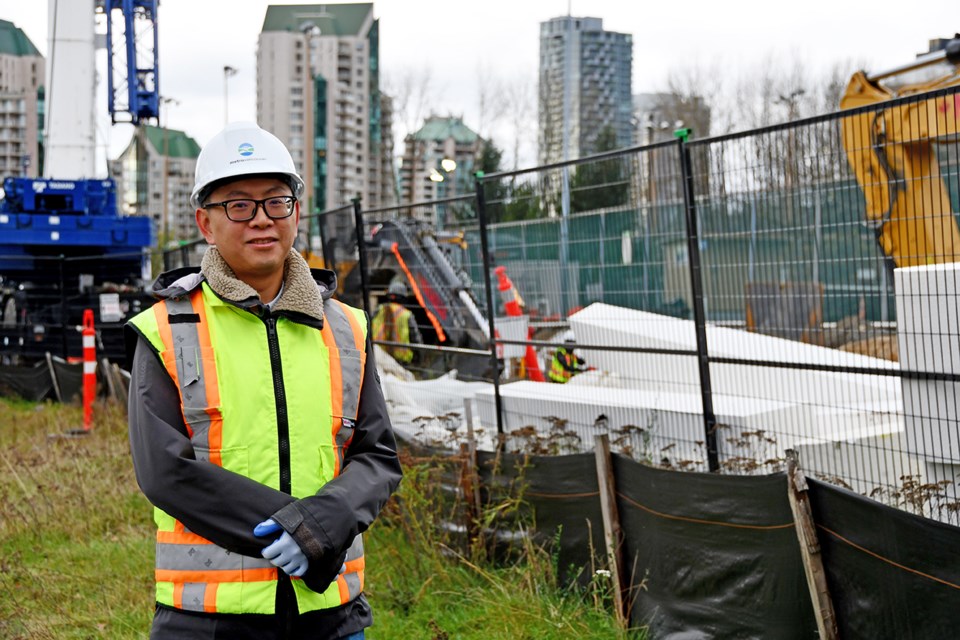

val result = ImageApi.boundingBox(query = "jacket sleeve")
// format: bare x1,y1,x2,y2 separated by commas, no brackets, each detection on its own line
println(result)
407,312,423,345
127,331,295,557
270,329,402,593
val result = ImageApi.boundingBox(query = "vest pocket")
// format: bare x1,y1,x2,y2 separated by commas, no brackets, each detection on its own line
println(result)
193,445,248,474
162,345,221,437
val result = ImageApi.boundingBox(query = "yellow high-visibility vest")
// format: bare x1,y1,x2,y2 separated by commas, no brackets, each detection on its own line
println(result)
372,302,413,363
129,282,367,614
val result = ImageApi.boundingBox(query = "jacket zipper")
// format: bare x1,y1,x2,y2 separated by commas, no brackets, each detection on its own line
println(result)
265,315,292,495
266,315,295,619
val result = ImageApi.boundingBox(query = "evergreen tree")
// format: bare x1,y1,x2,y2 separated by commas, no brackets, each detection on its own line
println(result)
569,126,629,213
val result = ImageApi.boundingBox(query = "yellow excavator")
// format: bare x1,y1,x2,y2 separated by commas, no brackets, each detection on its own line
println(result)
840,36,960,267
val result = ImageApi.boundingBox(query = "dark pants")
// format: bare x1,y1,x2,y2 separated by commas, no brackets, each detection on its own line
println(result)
150,580,371,639
151,608,367,639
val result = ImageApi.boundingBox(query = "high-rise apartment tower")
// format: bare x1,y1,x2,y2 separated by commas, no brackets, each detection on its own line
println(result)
538,16,632,165
257,3,396,214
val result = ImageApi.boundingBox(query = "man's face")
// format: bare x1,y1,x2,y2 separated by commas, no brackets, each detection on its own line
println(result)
196,176,300,285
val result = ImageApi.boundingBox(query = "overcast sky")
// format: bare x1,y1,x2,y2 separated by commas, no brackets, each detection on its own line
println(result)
2,0,954,171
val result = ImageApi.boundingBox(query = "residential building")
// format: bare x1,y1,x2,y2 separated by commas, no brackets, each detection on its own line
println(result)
399,115,481,205
111,125,201,243
538,16,632,165
632,92,711,145
257,3,396,215
0,19,43,178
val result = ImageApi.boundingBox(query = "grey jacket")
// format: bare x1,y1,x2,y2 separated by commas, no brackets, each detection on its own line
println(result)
125,247,401,624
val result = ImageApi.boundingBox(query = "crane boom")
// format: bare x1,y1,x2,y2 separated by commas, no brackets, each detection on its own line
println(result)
104,0,159,125
43,0,97,178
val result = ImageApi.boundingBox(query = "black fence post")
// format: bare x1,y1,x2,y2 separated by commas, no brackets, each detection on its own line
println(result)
318,210,332,272
474,172,504,438
58,254,68,359
351,197,371,318
676,133,720,472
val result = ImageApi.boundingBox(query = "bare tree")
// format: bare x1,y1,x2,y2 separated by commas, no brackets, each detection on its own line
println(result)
383,67,441,203
474,61,508,142
650,53,874,213
656,61,724,137
384,66,439,142
501,72,535,171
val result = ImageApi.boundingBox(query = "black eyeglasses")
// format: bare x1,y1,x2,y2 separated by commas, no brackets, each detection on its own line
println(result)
202,196,297,222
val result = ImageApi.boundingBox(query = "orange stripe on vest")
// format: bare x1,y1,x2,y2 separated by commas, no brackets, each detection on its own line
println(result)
156,567,277,584
189,291,223,466
157,529,212,545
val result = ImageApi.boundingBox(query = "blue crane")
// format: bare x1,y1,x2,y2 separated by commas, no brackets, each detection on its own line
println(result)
104,0,160,125
0,0,160,363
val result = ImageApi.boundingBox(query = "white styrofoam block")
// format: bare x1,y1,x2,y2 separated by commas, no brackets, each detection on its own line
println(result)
895,264,960,374
569,303,898,368
895,264,960,463
492,315,529,359
568,303,900,410
901,381,960,461
473,380,799,468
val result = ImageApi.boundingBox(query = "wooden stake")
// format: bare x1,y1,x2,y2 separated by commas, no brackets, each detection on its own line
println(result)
45,352,62,403
786,449,839,640
594,434,627,628
112,363,129,409
101,357,117,401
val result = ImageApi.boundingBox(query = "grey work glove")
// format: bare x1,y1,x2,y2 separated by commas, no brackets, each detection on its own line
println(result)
254,518,309,577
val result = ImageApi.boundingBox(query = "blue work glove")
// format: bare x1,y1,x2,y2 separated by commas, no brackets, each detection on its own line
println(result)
254,518,309,577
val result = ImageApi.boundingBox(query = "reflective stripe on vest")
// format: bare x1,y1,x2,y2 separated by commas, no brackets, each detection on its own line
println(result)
153,294,223,460
130,285,368,614
321,298,367,476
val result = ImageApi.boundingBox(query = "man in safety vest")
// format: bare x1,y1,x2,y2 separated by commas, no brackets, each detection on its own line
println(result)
125,122,401,639
371,280,422,365
547,341,588,383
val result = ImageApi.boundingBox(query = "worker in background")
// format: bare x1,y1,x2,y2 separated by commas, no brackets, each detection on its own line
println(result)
548,339,588,383
125,122,401,640
371,280,423,366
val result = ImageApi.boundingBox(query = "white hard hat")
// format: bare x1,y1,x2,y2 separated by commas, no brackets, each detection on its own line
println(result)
190,121,305,209
387,280,409,297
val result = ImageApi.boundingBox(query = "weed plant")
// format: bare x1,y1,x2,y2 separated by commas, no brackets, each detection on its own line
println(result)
368,451,645,639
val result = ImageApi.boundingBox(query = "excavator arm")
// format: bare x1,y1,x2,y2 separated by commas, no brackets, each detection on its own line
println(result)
840,37,960,267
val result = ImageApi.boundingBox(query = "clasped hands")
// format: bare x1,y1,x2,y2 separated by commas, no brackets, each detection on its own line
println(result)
254,518,309,577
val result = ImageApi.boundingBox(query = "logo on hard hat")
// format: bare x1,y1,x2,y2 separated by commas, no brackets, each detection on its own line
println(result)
238,143,254,157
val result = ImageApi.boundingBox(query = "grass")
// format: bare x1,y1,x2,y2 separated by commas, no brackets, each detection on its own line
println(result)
0,397,644,639
0,400,154,638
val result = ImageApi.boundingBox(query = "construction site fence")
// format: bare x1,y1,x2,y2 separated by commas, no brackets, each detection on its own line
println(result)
407,442,960,637
142,86,960,524
301,84,960,527
0,251,152,365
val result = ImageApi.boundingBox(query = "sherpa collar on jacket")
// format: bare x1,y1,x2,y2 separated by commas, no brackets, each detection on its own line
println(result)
150,246,331,326
200,246,326,323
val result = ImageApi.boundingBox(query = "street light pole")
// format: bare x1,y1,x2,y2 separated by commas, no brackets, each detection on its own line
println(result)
300,23,321,217
223,65,238,126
